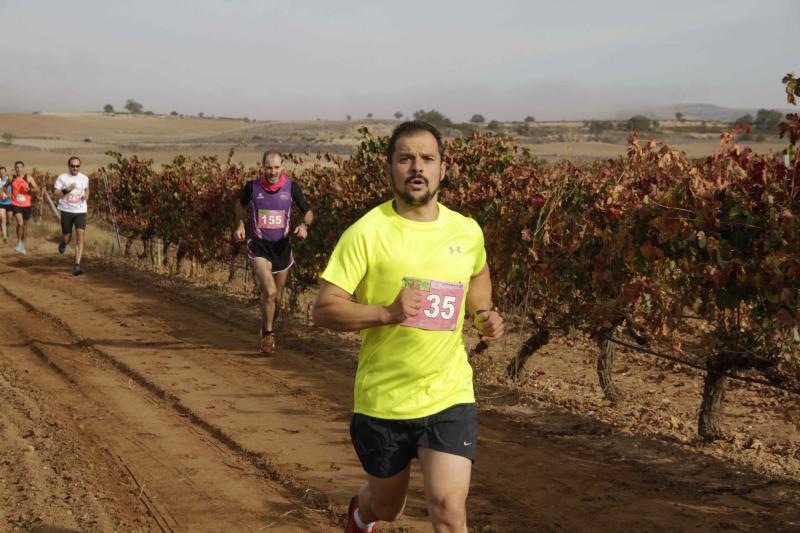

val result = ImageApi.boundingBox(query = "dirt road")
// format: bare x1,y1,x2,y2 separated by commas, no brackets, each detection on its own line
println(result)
0,241,798,532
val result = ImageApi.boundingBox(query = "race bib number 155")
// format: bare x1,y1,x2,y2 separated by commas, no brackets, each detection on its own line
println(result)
257,209,284,229
400,277,465,331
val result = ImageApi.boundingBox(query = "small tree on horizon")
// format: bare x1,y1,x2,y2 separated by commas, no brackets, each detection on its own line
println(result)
124,99,144,114
675,111,684,122
394,111,403,119
103,104,115,114
488,120,501,131
198,112,205,118
524,115,535,123
470,114,485,124
734,114,754,127
588,120,612,134
170,110,178,116
367,112,373,119
1,132,14,144
412,109,452,129
346,115,352,121
626,115,653,131
755,108,782,130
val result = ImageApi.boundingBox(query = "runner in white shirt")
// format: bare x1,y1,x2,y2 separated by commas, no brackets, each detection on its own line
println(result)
53,156,89,276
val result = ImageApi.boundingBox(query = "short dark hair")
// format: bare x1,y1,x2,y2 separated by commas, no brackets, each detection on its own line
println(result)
386,121,444,162
68,156,81,166
14,161,24,167
0,166,5,171
261,151,282,166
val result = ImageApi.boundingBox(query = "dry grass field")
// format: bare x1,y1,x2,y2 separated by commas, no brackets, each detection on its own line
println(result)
0,112,789,174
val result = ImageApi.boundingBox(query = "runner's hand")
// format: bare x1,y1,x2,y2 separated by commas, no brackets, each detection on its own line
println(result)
473,310,504,342
293,223,308,240
233,226,246,242
386,287,423,323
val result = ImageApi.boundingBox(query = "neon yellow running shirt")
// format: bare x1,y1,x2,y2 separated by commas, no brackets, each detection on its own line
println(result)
321,200,486,419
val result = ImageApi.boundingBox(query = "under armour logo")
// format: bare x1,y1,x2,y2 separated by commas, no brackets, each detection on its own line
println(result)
449,245,462,254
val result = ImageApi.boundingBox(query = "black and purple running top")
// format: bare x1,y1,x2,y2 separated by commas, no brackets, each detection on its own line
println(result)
239,178,310,242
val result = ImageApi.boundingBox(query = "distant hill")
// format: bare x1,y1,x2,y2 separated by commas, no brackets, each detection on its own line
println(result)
617,104,794,123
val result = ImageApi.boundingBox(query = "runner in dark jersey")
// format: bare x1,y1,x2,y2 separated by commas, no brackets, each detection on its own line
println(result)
0,166,11,243
233,151,313,353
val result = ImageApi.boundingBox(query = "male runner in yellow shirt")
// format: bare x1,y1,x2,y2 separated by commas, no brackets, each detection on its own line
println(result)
313,121,504,533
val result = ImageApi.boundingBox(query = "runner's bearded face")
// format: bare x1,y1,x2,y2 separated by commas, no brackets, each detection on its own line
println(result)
263,155,283,184
388,131,445,207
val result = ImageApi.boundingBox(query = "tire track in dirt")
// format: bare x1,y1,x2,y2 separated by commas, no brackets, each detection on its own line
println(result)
2,249,800,531
0,324,153,532
0,266,337,531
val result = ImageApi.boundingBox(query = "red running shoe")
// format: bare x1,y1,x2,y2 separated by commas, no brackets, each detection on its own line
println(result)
259,330,275,354
344,495,377,532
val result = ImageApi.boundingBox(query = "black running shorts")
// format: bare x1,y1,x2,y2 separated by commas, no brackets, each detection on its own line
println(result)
247,237,294,273
350,403,478,478
60,212,87,234
11,205,32,220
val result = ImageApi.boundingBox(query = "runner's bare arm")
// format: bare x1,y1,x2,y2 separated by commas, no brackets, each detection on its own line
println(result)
29,177,40,192
312,280,422,331
233,201,247,241
466,264,504,342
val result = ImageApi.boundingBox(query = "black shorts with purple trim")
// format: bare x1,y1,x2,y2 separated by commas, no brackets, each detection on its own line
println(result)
247,237,294,273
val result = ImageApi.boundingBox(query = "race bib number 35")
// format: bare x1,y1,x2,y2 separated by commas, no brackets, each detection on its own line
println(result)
400,277,465,331
257,209,284,229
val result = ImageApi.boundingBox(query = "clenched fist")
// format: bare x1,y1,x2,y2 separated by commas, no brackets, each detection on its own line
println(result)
473,310,504,342
385,287,423,324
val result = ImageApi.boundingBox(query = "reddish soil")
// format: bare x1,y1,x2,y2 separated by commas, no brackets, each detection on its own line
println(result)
0,236,798,532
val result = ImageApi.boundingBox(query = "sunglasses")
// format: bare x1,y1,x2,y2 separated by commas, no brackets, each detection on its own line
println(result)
70,164,81,168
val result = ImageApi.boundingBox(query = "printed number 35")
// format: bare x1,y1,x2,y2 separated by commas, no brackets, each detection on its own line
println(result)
423,294,456,320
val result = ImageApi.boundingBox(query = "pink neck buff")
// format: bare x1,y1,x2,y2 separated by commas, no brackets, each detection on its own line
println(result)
260,171,287,193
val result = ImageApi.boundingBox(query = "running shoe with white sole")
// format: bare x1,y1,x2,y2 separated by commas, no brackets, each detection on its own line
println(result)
344,495,376,533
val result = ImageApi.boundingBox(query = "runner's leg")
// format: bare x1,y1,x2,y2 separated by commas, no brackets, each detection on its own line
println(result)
251,257,277,331
418,447,472,533
60,212,72,254
356,465,411,524
15,212,23,242
75,228,85,265
273,268,289,326
0,208,6,241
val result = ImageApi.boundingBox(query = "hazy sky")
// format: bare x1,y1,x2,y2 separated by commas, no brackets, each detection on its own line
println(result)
1,0,797,120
